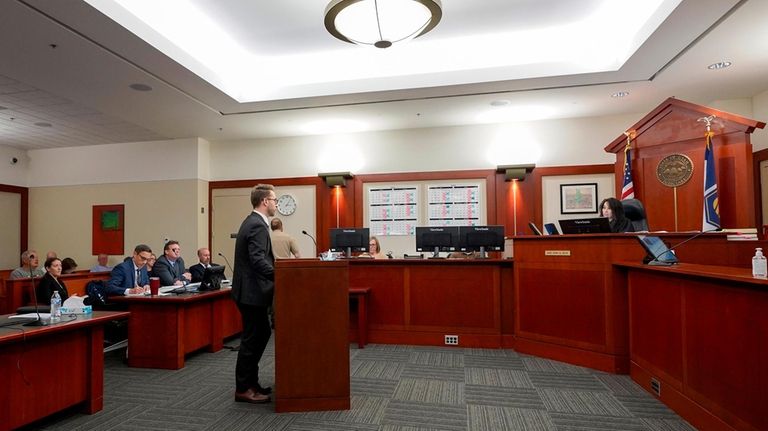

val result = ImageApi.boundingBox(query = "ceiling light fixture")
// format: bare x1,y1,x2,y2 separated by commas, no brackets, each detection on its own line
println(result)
324,0,442,49
707,61,732,70
611,91,629,98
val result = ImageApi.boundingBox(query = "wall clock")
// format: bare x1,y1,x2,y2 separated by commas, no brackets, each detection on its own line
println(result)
276,194,297,216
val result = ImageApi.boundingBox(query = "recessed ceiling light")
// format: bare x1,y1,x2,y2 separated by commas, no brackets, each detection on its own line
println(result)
34,122,53,127
707,61,732,70
129,83,153,92
490,100,511,107
611,91,629,98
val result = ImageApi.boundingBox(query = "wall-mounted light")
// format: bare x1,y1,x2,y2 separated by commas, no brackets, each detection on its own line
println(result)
496,164,535,182
319,171,354,187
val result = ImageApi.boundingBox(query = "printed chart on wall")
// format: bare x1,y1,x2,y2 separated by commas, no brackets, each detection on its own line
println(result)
368,186,419,235
428,184,481,226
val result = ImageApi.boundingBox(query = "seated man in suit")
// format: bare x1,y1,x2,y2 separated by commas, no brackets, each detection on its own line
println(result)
152,240,192,286
189,247,212,283
106,244,153,296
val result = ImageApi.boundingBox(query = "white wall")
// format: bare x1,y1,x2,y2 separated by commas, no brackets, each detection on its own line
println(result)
752,89,768,151
209,113,641,180
26,137,203,187
0,146,28,186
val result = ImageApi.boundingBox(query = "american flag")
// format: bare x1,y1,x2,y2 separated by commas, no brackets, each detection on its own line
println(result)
702,132,720,230
620,142,635,200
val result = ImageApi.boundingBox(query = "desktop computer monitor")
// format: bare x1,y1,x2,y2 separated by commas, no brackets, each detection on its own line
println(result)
458,225,505,256
200,265,225,291
330,228,370,258
415,226,459,257
558,217,611,234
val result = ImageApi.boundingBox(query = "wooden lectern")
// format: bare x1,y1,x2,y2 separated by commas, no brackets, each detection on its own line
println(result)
274,259,350,413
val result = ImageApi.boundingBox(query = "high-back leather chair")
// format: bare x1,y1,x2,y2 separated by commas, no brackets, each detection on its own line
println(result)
622,198,649,231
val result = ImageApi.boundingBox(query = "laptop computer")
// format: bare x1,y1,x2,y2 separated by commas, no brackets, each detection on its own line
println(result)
636,235,679,265
558,217,611,234
544,223,560,235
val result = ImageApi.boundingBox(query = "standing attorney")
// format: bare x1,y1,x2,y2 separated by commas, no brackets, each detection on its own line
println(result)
232,184,277,404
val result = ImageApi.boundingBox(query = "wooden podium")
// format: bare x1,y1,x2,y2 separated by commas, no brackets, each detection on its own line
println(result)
274,259,350,413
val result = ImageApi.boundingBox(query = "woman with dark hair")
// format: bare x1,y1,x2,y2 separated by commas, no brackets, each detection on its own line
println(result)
61,257,78,274
35,257,70,304
600,197,634,233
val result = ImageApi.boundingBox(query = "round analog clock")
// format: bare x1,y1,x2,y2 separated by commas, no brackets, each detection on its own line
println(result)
276,194,297,216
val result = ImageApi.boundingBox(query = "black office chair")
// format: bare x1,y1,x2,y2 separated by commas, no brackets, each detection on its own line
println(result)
622,198,649,231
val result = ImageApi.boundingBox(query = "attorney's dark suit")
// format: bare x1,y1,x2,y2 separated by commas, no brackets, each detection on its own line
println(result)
232,211,274,393
35,272,69,304
189,263,207,283
107,258,149,297
152,255,188,286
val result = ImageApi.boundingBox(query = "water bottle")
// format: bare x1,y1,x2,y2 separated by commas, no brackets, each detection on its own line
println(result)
752,248,767,279
50,291,62,321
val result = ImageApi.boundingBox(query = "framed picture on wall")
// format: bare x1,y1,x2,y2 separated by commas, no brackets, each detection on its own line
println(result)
560,183,598,214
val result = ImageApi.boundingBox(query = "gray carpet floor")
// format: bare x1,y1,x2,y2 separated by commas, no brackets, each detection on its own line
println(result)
26,339,696,431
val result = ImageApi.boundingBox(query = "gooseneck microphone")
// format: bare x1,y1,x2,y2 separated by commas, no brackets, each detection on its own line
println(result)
647,228,722,265
217,252,234,278
302,230,318,249
24,257,48,327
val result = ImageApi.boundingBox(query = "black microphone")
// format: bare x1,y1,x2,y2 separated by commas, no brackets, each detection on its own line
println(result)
217,252,234,278
24,255,48,327
386,251,394,259
302,230,318,251
646,228,722,265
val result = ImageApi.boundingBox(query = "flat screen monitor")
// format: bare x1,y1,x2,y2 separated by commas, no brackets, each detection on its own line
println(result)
415,226,459,256
200,265,225,291
636,235,679,265
458,225,505,254
330,227,370,258
558,217,611,234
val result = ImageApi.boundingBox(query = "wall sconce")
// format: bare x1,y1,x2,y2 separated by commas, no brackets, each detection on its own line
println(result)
319,171,354,187
496,164,535,181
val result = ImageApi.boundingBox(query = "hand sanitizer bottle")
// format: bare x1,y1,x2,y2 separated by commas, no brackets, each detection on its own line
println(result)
752,248,767,279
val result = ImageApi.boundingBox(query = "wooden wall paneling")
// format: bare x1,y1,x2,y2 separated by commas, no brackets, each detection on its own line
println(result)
683,280,768,431
628,271,685,389
348,263,406,328
605,97,766,232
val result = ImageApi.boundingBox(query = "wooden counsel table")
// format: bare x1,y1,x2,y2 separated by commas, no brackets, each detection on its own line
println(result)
0,311,130,431
616,262,767,431
275,259,350,413
111,289,241,369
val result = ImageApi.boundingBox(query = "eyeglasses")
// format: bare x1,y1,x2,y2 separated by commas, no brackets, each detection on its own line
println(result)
29,255,36,259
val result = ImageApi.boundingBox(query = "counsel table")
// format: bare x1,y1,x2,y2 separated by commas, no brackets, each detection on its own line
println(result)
0,311,130,431
111,289,241,369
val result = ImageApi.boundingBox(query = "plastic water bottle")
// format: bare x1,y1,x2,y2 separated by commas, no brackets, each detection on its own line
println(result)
752,248,767,279
50,291,62,321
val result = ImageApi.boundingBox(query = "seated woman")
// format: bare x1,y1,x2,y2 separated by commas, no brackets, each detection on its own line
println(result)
61,257,78,274
35,257,70,304
359,236,386,259
599,197,635,233
146,253,157,274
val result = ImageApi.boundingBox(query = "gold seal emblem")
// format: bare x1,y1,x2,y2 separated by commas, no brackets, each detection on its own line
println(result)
656,154,693,187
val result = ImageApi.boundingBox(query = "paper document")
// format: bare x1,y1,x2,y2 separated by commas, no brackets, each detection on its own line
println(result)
10,313,51,319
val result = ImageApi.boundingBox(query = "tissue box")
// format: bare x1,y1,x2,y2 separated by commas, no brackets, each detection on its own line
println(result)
60,305,93,315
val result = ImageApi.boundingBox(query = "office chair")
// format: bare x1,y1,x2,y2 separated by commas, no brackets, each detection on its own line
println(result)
622,198,649,231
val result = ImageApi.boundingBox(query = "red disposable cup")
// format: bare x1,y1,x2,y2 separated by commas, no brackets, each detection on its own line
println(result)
149,277,160,295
